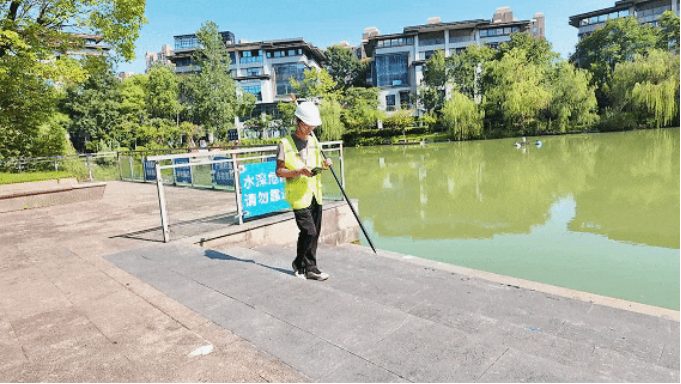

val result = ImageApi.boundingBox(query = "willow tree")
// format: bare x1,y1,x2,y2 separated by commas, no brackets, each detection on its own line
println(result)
442,91,483,140
318,98,345,141
482,48,551,134
610,49,680,128
291,68,345,140
574,17,659,108
545,61,599,132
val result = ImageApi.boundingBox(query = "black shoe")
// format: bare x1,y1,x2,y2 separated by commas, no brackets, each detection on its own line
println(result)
305,267,329,281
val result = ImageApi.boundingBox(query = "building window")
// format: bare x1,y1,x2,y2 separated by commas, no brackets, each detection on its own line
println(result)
424,50,435,60
241,50,263,64
274,63,306,95
419,31,444,46
377,37,414,48
450,29,474,43
174,35,200,50
245,67,260,76
386,94,396,111
375,53,409,87
288,49,297,56
242,85,262,101
399,91,410,108
229,52,236,64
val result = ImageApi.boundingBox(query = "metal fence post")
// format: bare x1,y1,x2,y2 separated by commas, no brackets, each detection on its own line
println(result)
339,142,346,189
116,152,122,180
128,156,134,180
232,156,243,225
86,155,93,182
155,161,170,243
54,157,58,171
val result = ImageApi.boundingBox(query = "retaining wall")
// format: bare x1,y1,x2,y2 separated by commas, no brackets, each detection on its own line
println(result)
179,200,361,249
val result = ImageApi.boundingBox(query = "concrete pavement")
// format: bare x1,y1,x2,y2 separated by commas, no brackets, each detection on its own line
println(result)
0,181,307,382
107,242,679,382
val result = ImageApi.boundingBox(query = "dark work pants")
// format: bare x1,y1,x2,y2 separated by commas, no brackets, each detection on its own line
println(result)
293,196,322,271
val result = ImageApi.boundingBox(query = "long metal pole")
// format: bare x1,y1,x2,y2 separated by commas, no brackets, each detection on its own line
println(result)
315,136,377,254
155,161,170,243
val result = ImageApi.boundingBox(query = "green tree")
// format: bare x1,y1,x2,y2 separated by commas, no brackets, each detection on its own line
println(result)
291,67,338,100
574,17,659,107
62,65,123,152
277,101,297,127
657,11,680,53
318,98,345,141
449,44,494,99
442,91,483,140
482,48,551,133
187,21,238,140
325,45,368,89
383,110,414,130
495,32,558,68
544,61,599,132
610,49,680,128
0,0,147,64
146,63,179,120
418,49,448,114
290,68,345,140
33,113,71,157
341,87,383,131
135,117,182,148
118,74,148,148
0,54,60,158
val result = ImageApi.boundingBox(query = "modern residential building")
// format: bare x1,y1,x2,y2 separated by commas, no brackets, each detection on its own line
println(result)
338,40,365,60
569,0,680,41
56,33,110,60
166,32,326,135
116,72,135,82
362,7,545,112
170,30,236,75
145,44,173,72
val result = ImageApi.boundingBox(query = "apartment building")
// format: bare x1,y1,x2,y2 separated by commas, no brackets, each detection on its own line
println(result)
362,7,545,112
56,33,110,60
569,0,680,41
165,32,326,134
145,44,173,73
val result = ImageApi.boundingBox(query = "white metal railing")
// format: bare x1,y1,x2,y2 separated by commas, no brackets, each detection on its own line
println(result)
146,141,344,243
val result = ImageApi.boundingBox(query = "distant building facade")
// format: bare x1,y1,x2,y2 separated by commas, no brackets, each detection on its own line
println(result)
166,31,326,135
116,72,135,82
145,44,173,72
569,0,680,41
57,33,110,59
362,7,545,112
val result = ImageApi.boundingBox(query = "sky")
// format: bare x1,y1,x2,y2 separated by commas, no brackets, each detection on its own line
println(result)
116,0,617,74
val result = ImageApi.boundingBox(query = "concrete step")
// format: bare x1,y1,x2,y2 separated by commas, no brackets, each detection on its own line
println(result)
106,242,680,382
251,243,680,381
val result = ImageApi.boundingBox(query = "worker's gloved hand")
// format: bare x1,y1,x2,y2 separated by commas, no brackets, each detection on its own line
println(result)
324,158,333,168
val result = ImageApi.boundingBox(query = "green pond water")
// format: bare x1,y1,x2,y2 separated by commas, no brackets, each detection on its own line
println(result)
343,129,680,310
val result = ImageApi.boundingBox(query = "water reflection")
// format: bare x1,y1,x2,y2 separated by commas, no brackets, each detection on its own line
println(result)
346,129,679,249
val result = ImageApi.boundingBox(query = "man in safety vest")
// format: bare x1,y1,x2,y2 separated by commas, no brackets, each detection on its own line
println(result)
275,101,333,281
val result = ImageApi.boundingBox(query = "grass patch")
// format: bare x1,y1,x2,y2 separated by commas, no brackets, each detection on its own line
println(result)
0,171,76,185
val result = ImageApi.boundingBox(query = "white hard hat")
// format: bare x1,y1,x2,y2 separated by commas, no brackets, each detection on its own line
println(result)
294,101,322,127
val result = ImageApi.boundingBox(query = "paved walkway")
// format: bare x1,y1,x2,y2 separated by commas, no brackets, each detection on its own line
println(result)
0,181,305,382
1,180,679,382
106,242,680,382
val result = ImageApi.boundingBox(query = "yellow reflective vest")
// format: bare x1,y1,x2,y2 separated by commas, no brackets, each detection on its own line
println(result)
281,134,323,210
